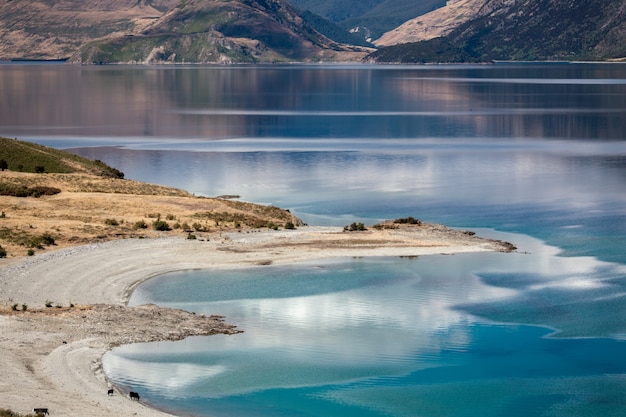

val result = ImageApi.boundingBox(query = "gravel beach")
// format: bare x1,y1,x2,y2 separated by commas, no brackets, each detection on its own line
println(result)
0,225,513,416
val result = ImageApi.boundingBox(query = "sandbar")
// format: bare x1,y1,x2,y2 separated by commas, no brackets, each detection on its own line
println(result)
0,225,513,417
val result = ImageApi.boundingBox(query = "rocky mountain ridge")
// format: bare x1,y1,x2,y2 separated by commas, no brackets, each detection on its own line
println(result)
369,0,626,62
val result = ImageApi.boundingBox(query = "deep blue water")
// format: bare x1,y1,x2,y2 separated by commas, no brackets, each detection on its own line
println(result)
1,63,626,416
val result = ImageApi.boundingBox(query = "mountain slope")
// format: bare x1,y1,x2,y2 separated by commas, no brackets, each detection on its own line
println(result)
0,0,368,63
374,0,483,46
287,0,446,42
0,0,179,60
368,0,626,62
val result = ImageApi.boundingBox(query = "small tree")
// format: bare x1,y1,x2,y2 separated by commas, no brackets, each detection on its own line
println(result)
0,159,7,171
35,166,45,174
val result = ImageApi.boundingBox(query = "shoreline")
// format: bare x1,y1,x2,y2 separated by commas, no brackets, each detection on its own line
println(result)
0,225,514,417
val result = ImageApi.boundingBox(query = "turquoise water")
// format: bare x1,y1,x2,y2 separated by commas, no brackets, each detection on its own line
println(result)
1,63,626,416
108,235,626,416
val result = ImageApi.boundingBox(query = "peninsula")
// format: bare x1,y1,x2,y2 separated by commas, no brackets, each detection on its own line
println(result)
0,140,515,417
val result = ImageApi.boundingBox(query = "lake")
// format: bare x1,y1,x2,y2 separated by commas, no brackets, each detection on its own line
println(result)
1,62,626,416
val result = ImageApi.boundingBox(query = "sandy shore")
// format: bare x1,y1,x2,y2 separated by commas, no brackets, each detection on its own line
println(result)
0,225,513,417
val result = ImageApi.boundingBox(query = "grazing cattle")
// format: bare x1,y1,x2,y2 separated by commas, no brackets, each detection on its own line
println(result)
33,408,49,415
130,391,140,401
108,388,114,396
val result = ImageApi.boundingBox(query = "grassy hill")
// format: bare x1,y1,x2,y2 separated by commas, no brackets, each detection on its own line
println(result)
0,138,302,258
0,138,124,178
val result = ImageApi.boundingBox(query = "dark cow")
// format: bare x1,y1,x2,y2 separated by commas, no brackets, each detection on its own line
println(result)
130,391,140,401
108,388,114,396
33,408,49,416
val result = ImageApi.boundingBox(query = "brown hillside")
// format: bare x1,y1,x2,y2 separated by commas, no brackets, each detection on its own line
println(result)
374,0,484,46
0,171,302,259
0,0,367,62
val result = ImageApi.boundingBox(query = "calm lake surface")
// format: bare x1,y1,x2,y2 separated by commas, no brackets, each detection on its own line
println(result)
2,63,626,416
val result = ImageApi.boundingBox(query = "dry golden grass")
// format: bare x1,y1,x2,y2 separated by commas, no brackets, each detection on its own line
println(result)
0,171,301,258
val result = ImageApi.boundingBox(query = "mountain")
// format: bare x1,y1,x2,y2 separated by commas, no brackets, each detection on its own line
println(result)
374,0,482,46
0,0,368,63
287,0,446,43
368,0,626,63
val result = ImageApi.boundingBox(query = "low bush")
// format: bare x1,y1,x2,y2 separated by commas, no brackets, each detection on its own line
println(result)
344,222,366,232
153,220,171,231
133,220,148,229
104,218,119,226
0,183,61,198
0,245,6,258
393,216,421,225
29,233,55,249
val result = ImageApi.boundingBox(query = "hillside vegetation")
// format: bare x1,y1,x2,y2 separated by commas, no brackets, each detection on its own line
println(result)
0,138,123,178
368,0,626,62
0,139,302,258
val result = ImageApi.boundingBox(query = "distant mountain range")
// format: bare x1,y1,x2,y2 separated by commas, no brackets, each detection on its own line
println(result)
287,0,446,43
1,0,624,63
0,0,370,63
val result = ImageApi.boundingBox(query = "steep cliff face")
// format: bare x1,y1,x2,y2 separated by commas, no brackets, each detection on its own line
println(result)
369,0,626,62
0,0,367,63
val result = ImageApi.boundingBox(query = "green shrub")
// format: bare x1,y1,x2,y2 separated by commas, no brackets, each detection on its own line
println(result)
0,245,6,258
11,304,18,311
284,222,296,230
29,232,55,249
153,220,171,231
45,300,53,308
133,220,148,229
393,216,421,225
187,233,197,240
21,304,27,311
104,218,119,226
344,222,366,231
0,184,60,198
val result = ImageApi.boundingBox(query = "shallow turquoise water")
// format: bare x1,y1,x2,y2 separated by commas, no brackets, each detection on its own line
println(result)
104,232,626,416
